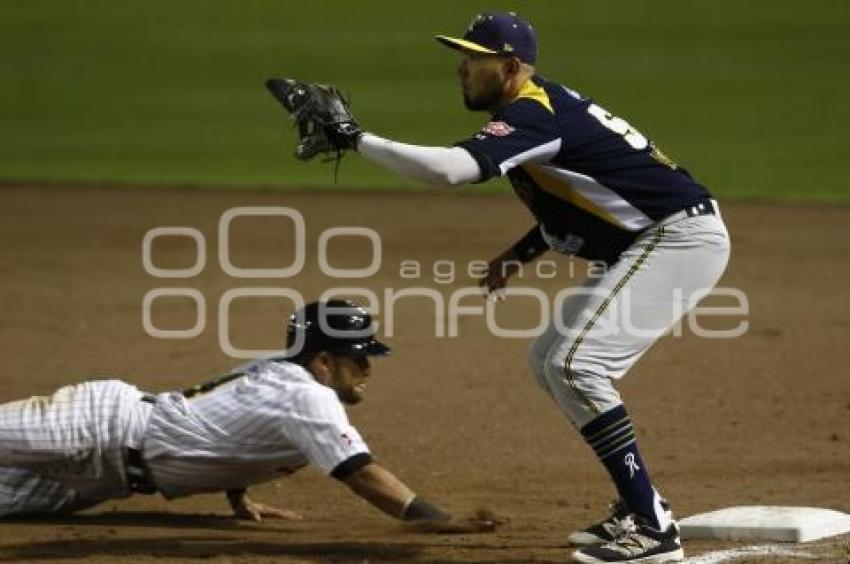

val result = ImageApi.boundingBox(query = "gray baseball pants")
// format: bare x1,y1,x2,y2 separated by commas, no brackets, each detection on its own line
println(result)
529,210,731,428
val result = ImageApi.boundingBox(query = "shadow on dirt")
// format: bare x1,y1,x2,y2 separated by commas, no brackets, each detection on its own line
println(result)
0,512,569,562
1,510,291,532
0,535,422,562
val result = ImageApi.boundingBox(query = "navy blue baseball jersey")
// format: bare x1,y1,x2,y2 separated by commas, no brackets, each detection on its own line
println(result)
456,75,712,264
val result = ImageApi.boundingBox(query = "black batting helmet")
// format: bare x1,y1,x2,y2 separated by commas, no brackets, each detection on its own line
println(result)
285,299,390,361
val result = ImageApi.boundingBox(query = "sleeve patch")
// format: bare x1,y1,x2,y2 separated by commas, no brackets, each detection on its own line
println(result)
482,121,515,137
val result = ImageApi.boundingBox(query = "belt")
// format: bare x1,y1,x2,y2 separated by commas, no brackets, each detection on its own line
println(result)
658,199,717,227
126,447,157,494
126,394,158,494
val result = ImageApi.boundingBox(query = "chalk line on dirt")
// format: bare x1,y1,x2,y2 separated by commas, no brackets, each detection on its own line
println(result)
685,544,818,563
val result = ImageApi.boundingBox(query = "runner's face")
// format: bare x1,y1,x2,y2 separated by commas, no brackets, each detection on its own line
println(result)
330,355,370,405
458,53,509,111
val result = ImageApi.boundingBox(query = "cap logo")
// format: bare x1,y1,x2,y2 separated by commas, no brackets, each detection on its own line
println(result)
468,13,488,31
503,43,514,52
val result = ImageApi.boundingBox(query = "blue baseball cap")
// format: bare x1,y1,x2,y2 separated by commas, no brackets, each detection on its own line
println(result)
436,12,537,64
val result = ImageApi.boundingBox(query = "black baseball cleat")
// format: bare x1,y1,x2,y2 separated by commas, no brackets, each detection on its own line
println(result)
568,499,672,546
570,514,683,563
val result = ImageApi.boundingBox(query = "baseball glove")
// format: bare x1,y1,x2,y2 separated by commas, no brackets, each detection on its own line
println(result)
265,78,362,162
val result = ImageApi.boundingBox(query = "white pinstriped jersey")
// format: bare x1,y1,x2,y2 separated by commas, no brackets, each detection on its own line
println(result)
142,359,370,499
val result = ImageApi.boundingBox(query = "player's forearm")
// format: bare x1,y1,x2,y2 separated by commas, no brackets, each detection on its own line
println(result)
511,224,548,263
357,133,480,186
343,462,414,517
343,462,448,521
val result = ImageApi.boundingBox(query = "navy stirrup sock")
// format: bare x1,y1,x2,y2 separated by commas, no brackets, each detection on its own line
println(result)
580,404,667,530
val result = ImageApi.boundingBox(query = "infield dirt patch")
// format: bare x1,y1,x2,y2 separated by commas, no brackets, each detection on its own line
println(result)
1,185,848,562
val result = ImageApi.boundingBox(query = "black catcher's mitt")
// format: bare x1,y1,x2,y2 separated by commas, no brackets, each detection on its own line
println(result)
265,78,362,162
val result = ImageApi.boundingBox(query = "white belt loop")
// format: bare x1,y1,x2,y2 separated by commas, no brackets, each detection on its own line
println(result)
657,199,717,228
710,198,722,221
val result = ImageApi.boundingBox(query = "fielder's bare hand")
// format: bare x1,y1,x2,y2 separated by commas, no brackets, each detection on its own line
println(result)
227,489,303,522
480,249,522,301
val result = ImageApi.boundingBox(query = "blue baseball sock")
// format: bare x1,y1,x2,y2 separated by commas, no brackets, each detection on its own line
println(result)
580,404,669,531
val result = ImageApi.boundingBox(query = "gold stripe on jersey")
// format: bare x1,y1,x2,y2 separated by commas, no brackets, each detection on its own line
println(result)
649,145,679,170
523,164,625,228
514,79,554,114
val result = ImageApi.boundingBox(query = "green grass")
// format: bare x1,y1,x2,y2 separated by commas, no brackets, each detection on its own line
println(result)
1,1,849,202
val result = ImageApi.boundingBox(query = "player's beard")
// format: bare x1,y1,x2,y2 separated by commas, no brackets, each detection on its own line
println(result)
338,385,363,405
338,391,361,405
332,371,365,405
333,380,363,405
463,75,505,111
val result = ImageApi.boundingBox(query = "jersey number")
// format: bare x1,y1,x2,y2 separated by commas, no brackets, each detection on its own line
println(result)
587,103,679,169
587,104,649,150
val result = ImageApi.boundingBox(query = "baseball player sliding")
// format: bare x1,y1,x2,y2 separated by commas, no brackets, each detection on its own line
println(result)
268,11,730,563
0,300,493,533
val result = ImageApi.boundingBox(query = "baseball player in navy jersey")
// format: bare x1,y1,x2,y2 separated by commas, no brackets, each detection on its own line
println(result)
317,12,731,563
0,300,483,530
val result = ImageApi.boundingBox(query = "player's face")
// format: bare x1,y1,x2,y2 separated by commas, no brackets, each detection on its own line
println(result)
458,53,511,111
330,354,371,405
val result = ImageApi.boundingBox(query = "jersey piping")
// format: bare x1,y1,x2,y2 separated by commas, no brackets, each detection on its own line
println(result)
524,164,654,231
514,78,554,114
499,139,561,176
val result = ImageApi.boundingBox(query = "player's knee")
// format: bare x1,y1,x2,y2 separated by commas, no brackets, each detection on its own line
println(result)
541,343,570,386
542,348,603,393
527,339,547,379
527,338,554,393
558,364,621,415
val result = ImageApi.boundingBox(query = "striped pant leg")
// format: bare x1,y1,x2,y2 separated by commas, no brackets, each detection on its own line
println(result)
541,272,626,428
541,216,731,428
0,383,97,468
528,274,605,398
528,320,559,397
0,466,80,517
0,380,140,516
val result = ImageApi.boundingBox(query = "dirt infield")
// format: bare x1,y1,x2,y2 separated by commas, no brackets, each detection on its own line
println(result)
1,185,848,563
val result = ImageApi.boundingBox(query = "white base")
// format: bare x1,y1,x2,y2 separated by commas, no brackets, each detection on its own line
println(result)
679,506,850,542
